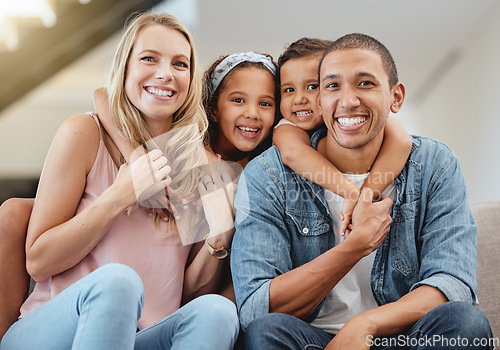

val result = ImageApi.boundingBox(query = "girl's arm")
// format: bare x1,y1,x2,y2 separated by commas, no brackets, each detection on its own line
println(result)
182,152,236,304
363,117,412,198
274,124,359,234
182,230,235,304
93,88,137,163
94,88,170,218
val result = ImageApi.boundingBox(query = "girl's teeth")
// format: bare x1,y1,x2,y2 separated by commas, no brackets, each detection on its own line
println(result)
239,126,258,133
295,111,312,117
337,117,365,126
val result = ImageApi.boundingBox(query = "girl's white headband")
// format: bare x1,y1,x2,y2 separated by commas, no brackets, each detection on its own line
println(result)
211,52,276,92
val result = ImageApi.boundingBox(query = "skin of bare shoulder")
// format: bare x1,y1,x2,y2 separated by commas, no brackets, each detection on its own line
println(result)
26,113,102,281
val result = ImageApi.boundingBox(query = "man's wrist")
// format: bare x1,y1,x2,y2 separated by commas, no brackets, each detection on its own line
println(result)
350,312,378,337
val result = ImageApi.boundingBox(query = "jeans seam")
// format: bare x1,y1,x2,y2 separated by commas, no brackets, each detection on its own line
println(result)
73,294,91,349
407,328,424,339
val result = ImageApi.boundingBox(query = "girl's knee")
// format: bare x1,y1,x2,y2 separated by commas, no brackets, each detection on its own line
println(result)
0,198,33,242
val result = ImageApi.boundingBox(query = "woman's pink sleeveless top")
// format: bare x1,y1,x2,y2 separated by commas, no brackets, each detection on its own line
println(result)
20,114,191,329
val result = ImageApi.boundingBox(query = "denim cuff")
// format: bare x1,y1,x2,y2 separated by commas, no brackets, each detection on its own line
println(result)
410,273,476,305
239,280,271,331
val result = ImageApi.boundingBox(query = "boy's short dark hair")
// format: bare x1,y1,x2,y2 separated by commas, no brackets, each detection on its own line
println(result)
320,33,399,87
278,37,333,69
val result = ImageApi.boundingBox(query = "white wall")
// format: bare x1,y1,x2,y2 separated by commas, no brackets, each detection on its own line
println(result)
411,11,500,204
1,0,499,204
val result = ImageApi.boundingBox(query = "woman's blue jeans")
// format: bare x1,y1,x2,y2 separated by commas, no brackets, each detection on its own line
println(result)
1,263,239,350
244,301,494,350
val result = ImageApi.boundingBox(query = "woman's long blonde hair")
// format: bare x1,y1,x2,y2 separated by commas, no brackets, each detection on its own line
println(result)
107,12,209,228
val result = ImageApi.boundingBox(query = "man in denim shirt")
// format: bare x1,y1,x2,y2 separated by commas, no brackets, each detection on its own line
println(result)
231,33,493,349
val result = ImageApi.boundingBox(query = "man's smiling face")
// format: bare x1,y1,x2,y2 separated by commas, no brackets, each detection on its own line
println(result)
318,48,400,150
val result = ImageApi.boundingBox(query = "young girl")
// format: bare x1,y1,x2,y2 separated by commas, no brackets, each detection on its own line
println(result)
0,12,239,350
274,37,412,235
202,51,279,167
93,50,279,298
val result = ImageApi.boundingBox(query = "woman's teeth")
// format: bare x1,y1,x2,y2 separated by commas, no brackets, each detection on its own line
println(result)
147,87,173,97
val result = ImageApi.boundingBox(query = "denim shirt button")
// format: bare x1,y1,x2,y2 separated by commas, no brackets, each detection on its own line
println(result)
302,227,309,234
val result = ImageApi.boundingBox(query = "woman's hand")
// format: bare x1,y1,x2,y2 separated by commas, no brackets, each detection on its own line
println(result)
112,149,171,208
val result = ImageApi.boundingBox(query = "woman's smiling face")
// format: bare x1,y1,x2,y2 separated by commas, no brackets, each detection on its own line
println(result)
125,24,191,134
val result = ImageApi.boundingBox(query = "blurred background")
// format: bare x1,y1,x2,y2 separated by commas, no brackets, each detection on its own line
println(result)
0,0,499,204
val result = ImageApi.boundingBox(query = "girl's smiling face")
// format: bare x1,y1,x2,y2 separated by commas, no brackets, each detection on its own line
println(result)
125,24,191,135
213,66,276,160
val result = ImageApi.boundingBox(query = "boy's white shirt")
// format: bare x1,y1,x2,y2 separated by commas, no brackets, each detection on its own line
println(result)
273,117,296,130
311,173,396,334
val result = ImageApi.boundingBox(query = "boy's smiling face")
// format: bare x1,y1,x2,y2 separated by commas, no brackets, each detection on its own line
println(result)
279,56,324,131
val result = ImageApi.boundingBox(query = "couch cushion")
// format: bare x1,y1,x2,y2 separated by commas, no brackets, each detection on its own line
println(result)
470,200,500,338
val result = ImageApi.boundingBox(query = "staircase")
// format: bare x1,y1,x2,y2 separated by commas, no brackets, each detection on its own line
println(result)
0,0,165,113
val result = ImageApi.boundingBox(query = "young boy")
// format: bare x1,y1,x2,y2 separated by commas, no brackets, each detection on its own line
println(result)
273,38,411,235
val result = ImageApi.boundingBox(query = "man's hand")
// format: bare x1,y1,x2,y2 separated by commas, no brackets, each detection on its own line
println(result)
346,188,393,257
326,315,374,350
339,197,357,237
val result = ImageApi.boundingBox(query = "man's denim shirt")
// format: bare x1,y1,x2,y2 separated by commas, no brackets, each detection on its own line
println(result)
231,127,477,331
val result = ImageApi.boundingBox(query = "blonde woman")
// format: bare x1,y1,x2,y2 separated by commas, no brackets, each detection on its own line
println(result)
0,12,238,350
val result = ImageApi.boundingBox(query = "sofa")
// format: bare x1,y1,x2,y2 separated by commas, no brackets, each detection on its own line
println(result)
471,199,500,338
25,200,499,337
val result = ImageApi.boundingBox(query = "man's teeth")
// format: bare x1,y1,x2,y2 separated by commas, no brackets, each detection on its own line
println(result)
295,111,312,117
147,87,173,97
337,117,365,127
238,126,258,133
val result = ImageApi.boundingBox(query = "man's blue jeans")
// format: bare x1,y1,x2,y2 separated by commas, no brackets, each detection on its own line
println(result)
244,302,494,349
1,263,239,349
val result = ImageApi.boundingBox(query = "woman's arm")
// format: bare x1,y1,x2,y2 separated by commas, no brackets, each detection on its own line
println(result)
26,114,126,281
26,114,168,282
363,117,412,198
